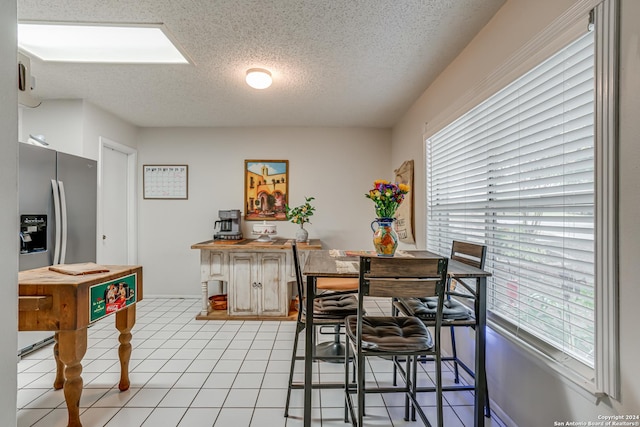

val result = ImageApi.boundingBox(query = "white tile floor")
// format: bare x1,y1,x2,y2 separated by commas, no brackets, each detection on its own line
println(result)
17,297,507,427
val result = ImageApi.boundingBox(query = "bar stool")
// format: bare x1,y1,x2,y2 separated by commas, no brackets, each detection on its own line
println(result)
394,240,491,417
344,255,449,427
315,277,359,360
284,242,359,417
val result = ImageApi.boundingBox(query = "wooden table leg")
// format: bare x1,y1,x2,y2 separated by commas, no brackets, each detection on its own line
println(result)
53,331,65,390
57,328,88,427
115,304,136,391
201,280,210,316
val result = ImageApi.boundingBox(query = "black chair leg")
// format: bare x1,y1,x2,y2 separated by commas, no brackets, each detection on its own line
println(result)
284,322,304,417
393,356,398,386
450,325,460,383
356,346,366,427
344,333,350,423
484,374,491,417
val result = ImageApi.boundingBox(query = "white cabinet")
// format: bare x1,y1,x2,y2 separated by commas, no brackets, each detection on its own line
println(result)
191,239,322,318
228,252,288,316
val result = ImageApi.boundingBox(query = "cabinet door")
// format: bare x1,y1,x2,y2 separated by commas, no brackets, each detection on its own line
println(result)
257,253,288,316
228,253,257,315
203,250,227,280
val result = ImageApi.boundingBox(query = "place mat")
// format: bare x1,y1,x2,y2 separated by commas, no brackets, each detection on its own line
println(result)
329,249,415,258
345,250,377,257
244,238,288,246
49,262,110,276
395,250,415,257
212,239,242,245
335,260,359,274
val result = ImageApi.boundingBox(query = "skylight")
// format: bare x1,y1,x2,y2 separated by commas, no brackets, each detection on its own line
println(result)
18,23,189,64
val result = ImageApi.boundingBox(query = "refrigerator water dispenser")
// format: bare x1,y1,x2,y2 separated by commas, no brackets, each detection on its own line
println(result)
20,214,47,254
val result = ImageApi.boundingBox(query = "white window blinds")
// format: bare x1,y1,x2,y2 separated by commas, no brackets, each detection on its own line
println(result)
427,30,595,366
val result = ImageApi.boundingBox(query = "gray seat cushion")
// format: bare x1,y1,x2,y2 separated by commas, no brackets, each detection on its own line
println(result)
398,297,471,321
345,316,433,352
304,294,358,318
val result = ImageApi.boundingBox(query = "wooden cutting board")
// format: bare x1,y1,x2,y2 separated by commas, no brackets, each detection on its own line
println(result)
48,262,111,275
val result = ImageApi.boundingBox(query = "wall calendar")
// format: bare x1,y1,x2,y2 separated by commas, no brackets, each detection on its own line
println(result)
143,164,188,199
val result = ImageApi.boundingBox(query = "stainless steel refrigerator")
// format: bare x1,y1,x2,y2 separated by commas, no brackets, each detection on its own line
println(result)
18,142,97,356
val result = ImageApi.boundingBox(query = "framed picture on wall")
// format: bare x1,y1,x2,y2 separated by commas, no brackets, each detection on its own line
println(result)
244,160,289,221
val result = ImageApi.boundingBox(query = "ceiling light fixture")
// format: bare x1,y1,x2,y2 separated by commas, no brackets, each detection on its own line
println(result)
245,68,272,89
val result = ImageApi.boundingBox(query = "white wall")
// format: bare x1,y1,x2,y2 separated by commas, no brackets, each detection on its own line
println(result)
20,99,138,160
82,101,138,160
136,126,391,297
1,0,19,425
392,0,640,424
20,99,83,155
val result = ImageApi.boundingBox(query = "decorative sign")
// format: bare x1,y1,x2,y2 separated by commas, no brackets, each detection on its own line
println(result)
394,160,415,244
143,164,188,199
89,273,137,323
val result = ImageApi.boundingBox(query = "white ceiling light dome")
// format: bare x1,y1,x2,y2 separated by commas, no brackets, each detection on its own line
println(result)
245,68,272,89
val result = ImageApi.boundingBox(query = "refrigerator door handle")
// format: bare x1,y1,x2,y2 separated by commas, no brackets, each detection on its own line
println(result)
51,179,62,265
58,180,68,265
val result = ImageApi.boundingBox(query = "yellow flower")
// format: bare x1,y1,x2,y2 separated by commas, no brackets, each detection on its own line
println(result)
365,180,409,218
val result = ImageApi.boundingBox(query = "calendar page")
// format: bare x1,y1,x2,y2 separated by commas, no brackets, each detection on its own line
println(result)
143,165,188,199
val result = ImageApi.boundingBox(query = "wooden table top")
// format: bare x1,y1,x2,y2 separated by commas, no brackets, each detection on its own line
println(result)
19,264,143,332
303,249,491,279
191,238,322,250
19,264,143,288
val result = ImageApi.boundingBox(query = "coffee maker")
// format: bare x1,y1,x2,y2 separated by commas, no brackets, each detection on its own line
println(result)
214,209,243,240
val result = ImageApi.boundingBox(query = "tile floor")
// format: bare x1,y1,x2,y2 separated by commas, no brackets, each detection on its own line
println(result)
17,297,508,427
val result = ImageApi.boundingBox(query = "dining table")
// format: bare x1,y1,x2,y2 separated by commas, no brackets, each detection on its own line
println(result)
301,249,491,427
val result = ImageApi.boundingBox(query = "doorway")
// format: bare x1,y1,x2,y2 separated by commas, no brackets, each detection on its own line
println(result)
98,137,137,265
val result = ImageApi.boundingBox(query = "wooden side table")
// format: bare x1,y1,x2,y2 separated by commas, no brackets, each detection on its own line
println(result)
191,238,322,319
18,264,143,427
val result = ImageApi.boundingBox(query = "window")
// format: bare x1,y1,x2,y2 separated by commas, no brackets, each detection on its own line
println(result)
425,0,617,396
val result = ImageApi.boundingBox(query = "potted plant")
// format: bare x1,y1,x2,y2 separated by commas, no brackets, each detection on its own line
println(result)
285,196,315,242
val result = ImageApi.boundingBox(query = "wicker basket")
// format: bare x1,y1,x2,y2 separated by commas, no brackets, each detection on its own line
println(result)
209,294,227,310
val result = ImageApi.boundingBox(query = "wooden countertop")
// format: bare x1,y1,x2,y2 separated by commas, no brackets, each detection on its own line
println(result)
191,238,322,250
19,264,143,287
19,264,144,332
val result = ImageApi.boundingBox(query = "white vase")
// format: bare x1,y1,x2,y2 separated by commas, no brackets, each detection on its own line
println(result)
295,224,309,242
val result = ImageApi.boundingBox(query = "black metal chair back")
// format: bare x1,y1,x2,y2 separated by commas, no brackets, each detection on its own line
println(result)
344,255,448,427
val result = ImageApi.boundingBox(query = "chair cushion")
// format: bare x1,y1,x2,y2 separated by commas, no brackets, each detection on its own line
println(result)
316,277,359,291
310,294,359,317
345,316,433,352
399,297,471,320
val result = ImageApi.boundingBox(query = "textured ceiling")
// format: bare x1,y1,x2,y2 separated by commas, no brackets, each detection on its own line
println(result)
18,0,505,128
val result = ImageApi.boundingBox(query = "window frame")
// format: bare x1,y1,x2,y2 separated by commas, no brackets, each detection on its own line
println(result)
422,0,618,398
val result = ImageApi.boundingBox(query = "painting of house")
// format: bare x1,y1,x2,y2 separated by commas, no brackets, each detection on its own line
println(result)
244,160,288,220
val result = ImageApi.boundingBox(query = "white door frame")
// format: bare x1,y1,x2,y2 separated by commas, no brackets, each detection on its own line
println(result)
97,136,138,264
